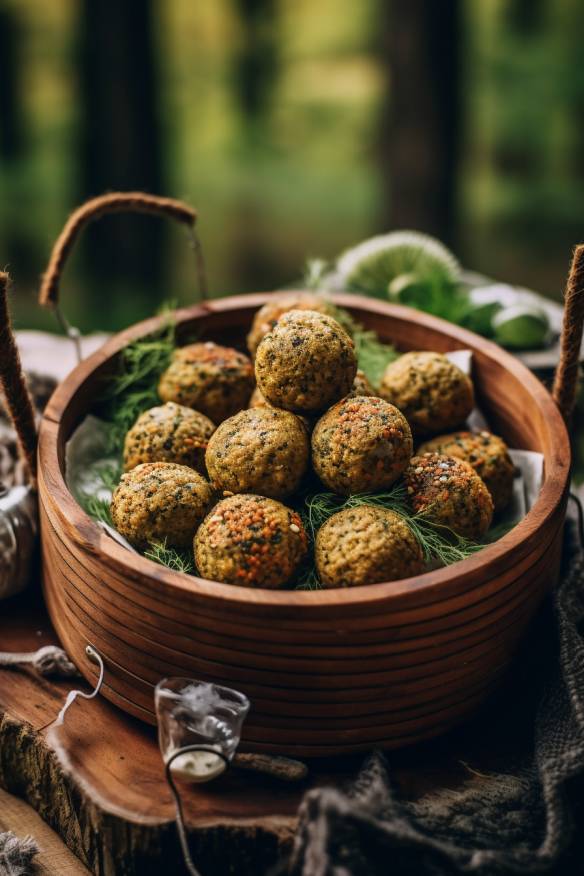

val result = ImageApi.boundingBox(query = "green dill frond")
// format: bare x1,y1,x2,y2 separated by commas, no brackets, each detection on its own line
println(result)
303,484,481,569
101,314,176,451
144,540,194,574
80,494,113,526
295,564,322,590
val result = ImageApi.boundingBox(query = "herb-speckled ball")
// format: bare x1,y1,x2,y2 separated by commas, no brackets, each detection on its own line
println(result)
195,494,308,588
417,430,514,513
158,342,254,424
380,351,474,436
255,310,357,413
110,462,214,550
349,369,375,397
205,407,309,499
404,454,493,540
315,506,424,588
123,402,215,474
311,396,412,494
247,292,338,359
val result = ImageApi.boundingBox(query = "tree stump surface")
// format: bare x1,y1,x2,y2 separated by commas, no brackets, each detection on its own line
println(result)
0,582,554,875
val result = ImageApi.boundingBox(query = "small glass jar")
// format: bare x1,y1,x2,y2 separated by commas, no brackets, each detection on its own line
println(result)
155,677,250,783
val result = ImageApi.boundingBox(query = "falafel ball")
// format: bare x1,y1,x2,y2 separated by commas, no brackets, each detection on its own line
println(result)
349,369,375,397
110,462,214,550
404,454,493,540
247,292,338,359
380,351,474,436
315,506,424,588
194,494,308,588
123,402,215,474
255,310,357,414
311,396,412,494
417,430,514,513
158,341,254,424
205,407,309,499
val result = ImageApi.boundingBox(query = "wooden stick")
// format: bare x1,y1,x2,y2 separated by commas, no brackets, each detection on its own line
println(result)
0,272,38,486
553,244,584,424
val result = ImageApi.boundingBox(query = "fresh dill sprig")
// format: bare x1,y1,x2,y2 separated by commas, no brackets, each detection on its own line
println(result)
144,540,194,574
302,483,481,568
81,494,113,526
101,314,176,452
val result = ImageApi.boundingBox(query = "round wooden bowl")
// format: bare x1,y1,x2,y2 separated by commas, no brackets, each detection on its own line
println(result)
38,292,570,756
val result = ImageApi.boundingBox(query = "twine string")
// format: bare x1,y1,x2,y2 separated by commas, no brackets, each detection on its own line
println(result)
164,745,230,876
0,271,38,486
553,243,584,424
53,645,104,727
0,645,78,677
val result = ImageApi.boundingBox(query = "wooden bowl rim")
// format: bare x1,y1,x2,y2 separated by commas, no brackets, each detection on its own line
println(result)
39,291,570,610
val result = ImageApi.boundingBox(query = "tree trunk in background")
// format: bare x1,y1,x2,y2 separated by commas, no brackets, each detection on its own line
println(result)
230,0,280,291
378,0,461,247
0,6,25,161
76,0,165,322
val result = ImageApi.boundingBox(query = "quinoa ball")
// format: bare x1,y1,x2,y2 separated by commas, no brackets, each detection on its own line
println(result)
123,402,215,474
158,342,254,424
205,407,309,499
417,430,515,513
247,292,338,359
349,369,375,397
312,396,412,494
315,506,424,588
255,310,357,414
194,494,308,588
380,351,474,437
110,462,214,550
404,454,493,541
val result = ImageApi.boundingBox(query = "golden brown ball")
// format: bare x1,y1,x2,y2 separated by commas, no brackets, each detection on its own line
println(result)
315,506,424,588
311,396,412,494
404,454,493,540
349,369,375,397
417,430,514,513
380,351,474,436
194,494,308,588
247,292,338,359
110,462,214,550
158,342,254,424
205,407,309,499
255,310,357,414
123,402,215,474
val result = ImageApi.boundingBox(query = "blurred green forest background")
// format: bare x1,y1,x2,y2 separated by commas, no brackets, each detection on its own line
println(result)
1,0,583,333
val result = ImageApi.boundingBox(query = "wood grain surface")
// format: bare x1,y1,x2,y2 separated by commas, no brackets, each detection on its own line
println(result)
37,292,571,755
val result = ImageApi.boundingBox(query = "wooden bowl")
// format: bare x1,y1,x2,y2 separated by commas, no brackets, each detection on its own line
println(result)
38,292,570,756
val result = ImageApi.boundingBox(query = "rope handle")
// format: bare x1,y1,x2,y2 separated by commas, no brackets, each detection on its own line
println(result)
553,244,584,424
39,191,206,308
0,271,38,485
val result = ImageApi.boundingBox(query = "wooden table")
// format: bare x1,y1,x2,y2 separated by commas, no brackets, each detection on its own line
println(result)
0,575,556,876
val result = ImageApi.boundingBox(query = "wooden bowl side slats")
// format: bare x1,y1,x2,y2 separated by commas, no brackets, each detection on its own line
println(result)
38,293,570,755
43,511,559,678
41,492,563,640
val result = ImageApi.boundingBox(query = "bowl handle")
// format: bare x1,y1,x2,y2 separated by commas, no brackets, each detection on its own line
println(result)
38,190,206,314
0,271,38,484
553,244,584,424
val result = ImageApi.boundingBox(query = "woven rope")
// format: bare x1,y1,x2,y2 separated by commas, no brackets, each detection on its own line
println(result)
39,191,199,307
553,243,584,423
0,273,38,485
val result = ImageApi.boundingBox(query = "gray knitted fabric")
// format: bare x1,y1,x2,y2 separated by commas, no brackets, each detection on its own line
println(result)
0,833,38,876
282,521,584,876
